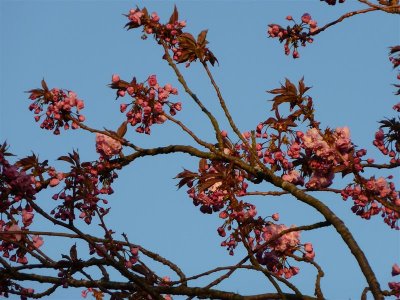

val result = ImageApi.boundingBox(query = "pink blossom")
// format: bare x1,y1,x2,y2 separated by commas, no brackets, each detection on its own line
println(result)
22,209,34,227
49,178,60,187
304,250,315,260
120,103,128,113
148,75,158,87
129,10,143,24
306,171,334,189
32,235,44,248
282,170,304,186
272,213,279,221
334,127,352,152
388,281,400,291
151,12,160,22
76,100,84,110
309,20,317,28
130,247,139,256
7,224,22,242
174,102,182,111
302,128,324,149
262,224,300,253
242,131,251,139
288,142,301,158
301,13,312,24
304,242,313,253
96,133,122,157
81,288,93,298
112,74,120,83
17,256,28,264
392,264,400,276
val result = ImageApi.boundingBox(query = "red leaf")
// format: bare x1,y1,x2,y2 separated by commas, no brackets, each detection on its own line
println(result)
41,79,49,91
197,30,208,46
169,5,179,24
117,121,128,138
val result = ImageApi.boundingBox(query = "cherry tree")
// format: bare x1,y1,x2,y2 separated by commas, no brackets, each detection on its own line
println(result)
0,1,399,299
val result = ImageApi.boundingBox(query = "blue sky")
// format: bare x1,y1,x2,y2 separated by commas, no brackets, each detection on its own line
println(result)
0,1,399,299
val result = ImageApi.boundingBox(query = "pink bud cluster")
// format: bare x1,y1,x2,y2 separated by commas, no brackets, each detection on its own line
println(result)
50,157,118,225
110,74,181,134
0,222,24,263
125,8,186,51
342,176,399,229
389,263,400,297
28,86,85,135
178,159,248,215
125,7,217,67
267,13,318,58
373,126,400,164
0,153,36,204
96,133,122,158
0,221,43,266
124,247,139,269
0,150,45,266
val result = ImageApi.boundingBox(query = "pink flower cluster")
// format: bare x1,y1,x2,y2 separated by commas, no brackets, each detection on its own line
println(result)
125,8,186,52
0,149,46,266
259,126,360,189
125,7,218,67
252,224,313,279
0,221,43,266
177,158,248,215
261,224,300,253
373,126,400,164
299,127,361,189
282,170,304,186
28,83,85,135
342,176,399,229
0,222,28,264
267,13,318,58
124,247,139,269
1,154,36,203
389,263,400,297
96,133,122,158
110,74,181,134
51,152,118,225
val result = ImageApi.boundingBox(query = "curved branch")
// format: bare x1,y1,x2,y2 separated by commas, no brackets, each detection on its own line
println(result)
309,7,378,36
161,42,224,148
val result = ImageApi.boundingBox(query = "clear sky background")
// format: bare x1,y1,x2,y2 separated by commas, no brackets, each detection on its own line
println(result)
0,1,399,299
